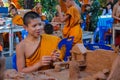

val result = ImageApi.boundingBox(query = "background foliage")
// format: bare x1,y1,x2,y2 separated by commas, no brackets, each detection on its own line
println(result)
18,0,119,21
41,0,58,21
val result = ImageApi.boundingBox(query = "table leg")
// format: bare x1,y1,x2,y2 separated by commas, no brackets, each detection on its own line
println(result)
113,27,115,44
9,28,13,56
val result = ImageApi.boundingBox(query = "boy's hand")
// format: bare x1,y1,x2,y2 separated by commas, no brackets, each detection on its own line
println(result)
51,49,60,62
40,56,52,66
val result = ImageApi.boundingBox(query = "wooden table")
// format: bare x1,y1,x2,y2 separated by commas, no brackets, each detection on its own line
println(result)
0,26,24,56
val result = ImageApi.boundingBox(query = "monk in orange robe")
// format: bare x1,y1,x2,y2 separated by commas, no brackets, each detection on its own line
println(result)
11,7,23,26
3,7,23,47
58,0,83,44
56,0,85,62
16,11,63,73
26,34,63,70
11,7,23,41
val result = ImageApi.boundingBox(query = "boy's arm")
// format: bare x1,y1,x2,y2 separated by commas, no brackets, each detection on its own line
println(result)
16,43,41,73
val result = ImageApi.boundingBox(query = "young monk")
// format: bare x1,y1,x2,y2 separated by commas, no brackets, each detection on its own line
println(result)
11,7,23,42
16,11,63,73
11,7,23,26
3,7,23,47
57,0,87,62
58,0,83,45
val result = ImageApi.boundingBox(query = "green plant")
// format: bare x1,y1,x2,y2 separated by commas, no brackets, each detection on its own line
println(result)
41,0,58,21
19,0,58,21
18,0,24,7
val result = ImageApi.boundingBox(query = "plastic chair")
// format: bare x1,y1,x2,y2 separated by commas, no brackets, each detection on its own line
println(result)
0,7,8,17
93,26,99,43
12,53,17,70
43,20,49,24
58,37,74,61
104,19,114,44
21,29,28,39
98,18,114,44
81,21,86,30
12,30,28,70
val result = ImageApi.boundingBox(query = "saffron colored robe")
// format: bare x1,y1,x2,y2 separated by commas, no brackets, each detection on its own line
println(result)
11,0,22,9
25,34,63,69
63,6,83,44
12,14,23,26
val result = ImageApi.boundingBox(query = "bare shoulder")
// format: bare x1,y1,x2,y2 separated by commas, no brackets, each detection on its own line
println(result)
16,40,25,55
113,3,118,9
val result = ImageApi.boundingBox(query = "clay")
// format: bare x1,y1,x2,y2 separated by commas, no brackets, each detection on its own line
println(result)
4,45,120,80
107,55,120,80
4,69,57,80
69,61,81,80
53,62,69,72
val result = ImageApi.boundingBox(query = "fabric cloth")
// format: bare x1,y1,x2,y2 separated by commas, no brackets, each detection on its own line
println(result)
11,0,22,9
25,34,63,69
12,14,23,26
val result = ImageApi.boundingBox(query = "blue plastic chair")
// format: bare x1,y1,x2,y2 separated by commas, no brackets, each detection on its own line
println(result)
97,18,114,44
58,37,74,61
21,29,28,39
0,7,8,17
12,30,28,70
12,53,17,70
43,20,49,24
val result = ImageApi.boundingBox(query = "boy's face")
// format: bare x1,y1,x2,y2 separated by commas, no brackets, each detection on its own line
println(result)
26,18,44,38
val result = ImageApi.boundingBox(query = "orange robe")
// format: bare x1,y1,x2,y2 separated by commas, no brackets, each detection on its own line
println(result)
83,0,89,4
12,14,23,26
12,14,23,41
25,34,63,69
11,0,22,9
63,6,83,44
